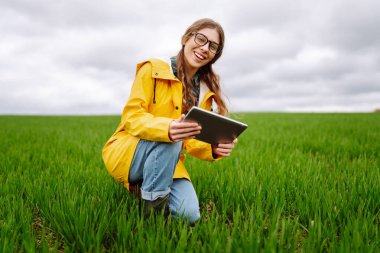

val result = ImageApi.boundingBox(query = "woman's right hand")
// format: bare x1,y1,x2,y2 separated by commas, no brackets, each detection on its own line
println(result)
169,114,201,142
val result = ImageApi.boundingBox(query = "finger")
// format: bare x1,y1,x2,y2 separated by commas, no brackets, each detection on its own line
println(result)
171,128,201,137
172,136,196,142
171,122,201,129
215,145,234,153
215,147,233,154
172,132,199,141
179,114,186,122
214,150,231,157
217,143,235,149
173,114,186,123
182,135,197,140
174,131,201,138
170,127,201,135
219,140,237,147
169,127,200,141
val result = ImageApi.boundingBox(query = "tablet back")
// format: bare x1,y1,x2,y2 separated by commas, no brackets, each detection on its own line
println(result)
185,107,248,145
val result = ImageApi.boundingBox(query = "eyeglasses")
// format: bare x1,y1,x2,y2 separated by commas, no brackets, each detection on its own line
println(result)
191,32,221,54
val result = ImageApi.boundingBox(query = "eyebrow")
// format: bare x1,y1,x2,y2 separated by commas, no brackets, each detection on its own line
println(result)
198,32,220,45
210,40,220,46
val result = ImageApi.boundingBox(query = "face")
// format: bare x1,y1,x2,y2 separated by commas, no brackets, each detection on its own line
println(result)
183,28,220,75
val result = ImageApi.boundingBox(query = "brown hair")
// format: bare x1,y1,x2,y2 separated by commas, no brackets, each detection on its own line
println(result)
176,18,228,116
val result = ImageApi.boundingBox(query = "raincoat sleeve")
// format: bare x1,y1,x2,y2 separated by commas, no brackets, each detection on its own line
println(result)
184,139,222,161
120,62,172,142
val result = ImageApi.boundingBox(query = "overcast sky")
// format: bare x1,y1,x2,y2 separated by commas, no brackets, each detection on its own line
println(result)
1,0,379,114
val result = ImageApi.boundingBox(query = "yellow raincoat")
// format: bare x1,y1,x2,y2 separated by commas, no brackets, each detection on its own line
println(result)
102,58,220,190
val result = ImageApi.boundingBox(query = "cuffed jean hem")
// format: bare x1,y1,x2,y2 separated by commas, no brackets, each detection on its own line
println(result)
141,188,170,201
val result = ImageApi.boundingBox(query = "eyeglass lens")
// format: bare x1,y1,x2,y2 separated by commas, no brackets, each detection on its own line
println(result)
194,33,219,54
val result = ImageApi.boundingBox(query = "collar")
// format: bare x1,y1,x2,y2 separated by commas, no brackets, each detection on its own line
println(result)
137,58,178,80
170,56,200,86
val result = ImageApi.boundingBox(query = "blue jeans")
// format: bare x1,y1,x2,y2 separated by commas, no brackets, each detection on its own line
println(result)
129,140,201,224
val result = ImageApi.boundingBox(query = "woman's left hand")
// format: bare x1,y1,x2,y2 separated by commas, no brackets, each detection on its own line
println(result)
212,138,238,157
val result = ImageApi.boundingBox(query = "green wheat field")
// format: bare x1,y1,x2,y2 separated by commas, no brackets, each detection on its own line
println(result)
1,113,379,252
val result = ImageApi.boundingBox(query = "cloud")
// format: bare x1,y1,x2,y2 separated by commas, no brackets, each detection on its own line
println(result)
0,0,379,114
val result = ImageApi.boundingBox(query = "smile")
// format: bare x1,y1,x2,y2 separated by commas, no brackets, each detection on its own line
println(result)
194,52,206,61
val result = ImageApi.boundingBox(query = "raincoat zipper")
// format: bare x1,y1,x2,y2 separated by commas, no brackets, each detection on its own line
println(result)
153,78,157,104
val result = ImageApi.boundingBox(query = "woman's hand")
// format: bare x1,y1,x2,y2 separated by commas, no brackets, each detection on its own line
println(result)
169,114,202,142
212,138,238,157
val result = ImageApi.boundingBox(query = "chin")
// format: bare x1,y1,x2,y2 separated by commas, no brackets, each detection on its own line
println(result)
192,59,209,68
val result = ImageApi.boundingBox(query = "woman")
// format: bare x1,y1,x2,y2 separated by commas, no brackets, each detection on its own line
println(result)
102,18,237,224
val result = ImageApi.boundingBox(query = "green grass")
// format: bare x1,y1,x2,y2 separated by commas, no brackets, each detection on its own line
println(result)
0,113,379,252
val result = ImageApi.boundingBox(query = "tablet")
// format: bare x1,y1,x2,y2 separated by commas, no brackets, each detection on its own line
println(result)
184,106,248,145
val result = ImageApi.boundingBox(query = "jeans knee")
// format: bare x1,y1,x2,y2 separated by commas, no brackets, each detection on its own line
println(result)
149,140,181,155
171,204,200,225
166,141,182,156
154,141,182,163
188,209,201,225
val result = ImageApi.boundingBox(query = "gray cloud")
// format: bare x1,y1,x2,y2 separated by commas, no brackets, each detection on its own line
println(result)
1,0,379,114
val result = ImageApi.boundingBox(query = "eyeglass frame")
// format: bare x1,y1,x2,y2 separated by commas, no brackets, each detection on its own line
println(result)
191,32,221,55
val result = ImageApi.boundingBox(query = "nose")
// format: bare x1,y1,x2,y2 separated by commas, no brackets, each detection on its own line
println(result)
199,42,210,52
